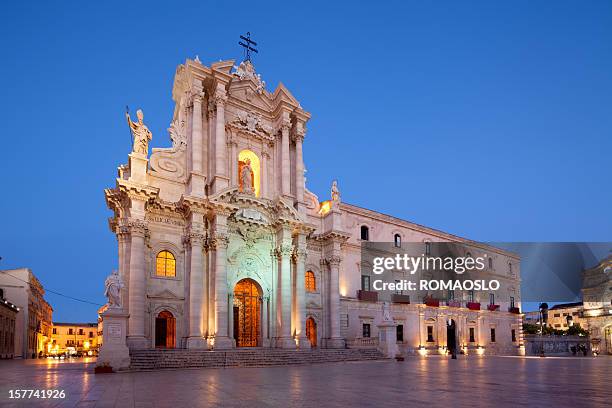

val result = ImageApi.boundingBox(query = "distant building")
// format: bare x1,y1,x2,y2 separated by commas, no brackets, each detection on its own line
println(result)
0,268,53,358
0,288,19,358
582,255,612,354
51,322,99,355
524,302,587,330
522,253,611,355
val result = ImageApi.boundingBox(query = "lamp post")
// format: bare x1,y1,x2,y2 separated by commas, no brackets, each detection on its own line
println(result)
539,303,548,357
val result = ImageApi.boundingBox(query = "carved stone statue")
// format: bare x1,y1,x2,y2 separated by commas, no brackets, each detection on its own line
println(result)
126,109,153,155
240,158,254,194
382,301,392,322
104,270,124,309
331,180,340,203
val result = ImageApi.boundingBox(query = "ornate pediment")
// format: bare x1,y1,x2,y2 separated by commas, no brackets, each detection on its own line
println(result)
226,109,274,141
147,289,184,301
232,61,266,93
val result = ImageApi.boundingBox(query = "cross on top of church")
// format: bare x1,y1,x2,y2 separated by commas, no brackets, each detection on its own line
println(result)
239,32,258,62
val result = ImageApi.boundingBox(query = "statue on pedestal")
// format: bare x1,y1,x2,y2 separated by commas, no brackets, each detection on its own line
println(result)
126,109,153,155
240,158,254,194
104,270,124,309
331,180,340,203
382,301,392,322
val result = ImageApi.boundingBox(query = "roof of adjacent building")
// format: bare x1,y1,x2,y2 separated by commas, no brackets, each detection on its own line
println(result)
549,302,583,310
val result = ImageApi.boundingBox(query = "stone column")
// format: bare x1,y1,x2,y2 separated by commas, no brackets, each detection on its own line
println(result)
186,226,206,349
261,150,269,199
275,240,295,348
230,139,237,187
280,122,290,196
117,228,130,310
127,219,148,349
294,236,309,348
293,131,305,204
214,86,228,192
327,255,344,347
212,228,233,349
188,89,205,196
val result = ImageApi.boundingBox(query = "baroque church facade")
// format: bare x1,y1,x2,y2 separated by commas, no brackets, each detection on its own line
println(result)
104,56,523,355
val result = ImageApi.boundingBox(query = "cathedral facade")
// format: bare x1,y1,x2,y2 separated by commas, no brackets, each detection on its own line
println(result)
104,57,523,355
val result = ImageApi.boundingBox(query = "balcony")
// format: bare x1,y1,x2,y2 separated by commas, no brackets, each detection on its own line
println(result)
391,294,411,304
487,304,500,311
446,300,461,308
424,298,440,307
508,307,520,314
466,302,481,311
357,290,378,302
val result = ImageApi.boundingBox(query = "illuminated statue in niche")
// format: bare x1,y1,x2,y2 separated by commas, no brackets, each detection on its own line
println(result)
126,109,153,155
240,158,254,195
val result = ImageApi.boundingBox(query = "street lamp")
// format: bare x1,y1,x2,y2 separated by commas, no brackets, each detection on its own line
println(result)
539,303,548,357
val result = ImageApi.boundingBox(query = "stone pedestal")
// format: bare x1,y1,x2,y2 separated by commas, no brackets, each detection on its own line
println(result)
325,337,346,349
213,336,234,350
97,309,131,371
377,321,399,358
186,337,207,349
296,335,311,350
128,153,148,184
275,337,297,349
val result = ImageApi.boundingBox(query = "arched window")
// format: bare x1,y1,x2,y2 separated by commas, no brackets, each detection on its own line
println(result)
360,225,369,241
156,251,176,277
394,234,401,248
305,271,316,292
488,257,493,269
508,262,513,274
425,242,431,256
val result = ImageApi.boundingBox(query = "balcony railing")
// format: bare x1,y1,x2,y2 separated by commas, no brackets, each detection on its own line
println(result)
357,290,378,302
466,302,481,310
347,337,379,349
446,300,462,308
487,304,500,311
508,307,520,314
391,294,411,304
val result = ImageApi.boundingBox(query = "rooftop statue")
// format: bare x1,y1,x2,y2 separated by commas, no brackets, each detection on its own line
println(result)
126,109,153,155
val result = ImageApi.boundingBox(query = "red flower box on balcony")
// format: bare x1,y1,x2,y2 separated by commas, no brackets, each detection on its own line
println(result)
424,299,440,307
509,307,520,314
487,304,500,311
467,302,480,310
357,290,378,302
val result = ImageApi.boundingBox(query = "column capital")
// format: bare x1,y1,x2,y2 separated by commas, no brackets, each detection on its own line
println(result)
293,246,307,262
326,255,342,267
214,87,228,106
186,232,206,246
121,218,147,237
209,232,229,250
274,244,294,259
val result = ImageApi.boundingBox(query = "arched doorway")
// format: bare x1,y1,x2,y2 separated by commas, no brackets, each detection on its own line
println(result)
306,317,317,348
155,310,176,348
233,279,261,347
446,319,456,355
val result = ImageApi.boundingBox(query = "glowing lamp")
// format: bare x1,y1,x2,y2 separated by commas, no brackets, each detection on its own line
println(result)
318,201,332,215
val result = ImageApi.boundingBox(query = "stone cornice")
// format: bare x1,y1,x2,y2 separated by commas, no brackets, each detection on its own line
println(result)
313,230,351,244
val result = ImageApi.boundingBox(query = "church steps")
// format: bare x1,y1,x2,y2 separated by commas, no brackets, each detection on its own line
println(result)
129,349,387,370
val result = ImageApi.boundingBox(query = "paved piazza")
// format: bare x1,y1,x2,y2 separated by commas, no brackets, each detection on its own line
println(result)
0,356,610,408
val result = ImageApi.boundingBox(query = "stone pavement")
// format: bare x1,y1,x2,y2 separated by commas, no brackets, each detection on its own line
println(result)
0,355,610,408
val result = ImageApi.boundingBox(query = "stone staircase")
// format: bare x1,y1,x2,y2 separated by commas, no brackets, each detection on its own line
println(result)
129,348,387,370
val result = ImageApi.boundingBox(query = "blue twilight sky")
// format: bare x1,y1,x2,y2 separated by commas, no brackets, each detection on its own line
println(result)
1,1,611,321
